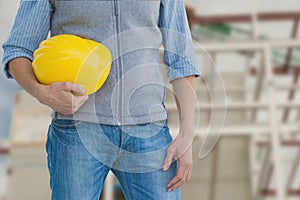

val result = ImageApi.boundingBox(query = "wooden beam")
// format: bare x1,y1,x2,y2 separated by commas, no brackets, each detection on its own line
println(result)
261,189,300,196
256,140,300,147
282,19,300,122
250,67,300,75
283,19,299,71
0,148,9,154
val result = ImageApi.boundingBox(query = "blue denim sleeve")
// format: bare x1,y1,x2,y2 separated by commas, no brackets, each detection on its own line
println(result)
1,0,53,79
159,0,201,82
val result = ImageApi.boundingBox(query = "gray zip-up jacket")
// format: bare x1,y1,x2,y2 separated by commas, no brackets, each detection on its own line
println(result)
2,0,200,125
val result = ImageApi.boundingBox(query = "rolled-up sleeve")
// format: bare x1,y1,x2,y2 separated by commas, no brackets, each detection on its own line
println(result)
2,0,53,79
159,0,201,82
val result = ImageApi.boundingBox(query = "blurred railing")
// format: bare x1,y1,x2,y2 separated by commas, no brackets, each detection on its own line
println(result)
184,6,300,200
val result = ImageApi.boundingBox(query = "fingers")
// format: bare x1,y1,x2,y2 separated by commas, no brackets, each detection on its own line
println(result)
167,163,191,192
60,95,89,115
163,146,176,171
71,84,86,96
54,82,86,95
167,164,186,190
72,95,89,112
45,82,89,115
165,146,193,192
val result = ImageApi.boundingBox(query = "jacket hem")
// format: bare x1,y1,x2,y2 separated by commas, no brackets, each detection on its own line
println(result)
51,110,168,126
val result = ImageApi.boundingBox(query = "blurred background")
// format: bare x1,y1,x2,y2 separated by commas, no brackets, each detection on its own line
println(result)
0,0,300,200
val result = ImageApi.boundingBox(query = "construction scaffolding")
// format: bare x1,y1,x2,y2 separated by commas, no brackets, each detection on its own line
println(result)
183,7,300,200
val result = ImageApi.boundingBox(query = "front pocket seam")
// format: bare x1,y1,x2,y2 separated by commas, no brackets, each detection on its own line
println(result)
51,125,80,147
52,120,82,129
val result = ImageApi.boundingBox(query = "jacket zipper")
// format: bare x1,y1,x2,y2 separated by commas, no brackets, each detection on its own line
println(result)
114,0,123,151
114,0,122,126
114,0,118,16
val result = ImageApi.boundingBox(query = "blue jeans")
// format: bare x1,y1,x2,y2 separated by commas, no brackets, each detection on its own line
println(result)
46,119,179,200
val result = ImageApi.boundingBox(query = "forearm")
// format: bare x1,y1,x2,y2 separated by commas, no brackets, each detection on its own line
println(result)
7,57,45,100
164,75,196,189
7,57,88,115
171,75,196,130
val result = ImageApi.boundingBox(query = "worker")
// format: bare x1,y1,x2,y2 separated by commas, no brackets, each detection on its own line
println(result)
2,0,200,199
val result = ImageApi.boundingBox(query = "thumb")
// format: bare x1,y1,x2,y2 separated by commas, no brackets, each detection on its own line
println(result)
72,84,86,96
56,82,86,95
64,82,86,95
163,148,175,171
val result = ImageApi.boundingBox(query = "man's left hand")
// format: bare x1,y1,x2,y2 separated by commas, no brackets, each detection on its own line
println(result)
162,127,195,192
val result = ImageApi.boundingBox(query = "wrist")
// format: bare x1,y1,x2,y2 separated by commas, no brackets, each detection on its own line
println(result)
32,83,48,104
179,124,195,139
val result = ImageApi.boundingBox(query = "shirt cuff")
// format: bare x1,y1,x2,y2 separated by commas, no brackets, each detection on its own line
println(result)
2,46,33,79
166,61,201,83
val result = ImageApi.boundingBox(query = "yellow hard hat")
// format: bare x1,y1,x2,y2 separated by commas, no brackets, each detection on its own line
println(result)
32,34,112,95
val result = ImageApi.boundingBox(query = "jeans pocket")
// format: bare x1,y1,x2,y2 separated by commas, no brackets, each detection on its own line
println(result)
130,122,172,153
52,119,82,129
51,119,82,146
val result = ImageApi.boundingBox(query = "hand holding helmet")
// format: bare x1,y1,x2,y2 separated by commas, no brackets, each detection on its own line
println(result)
30,34,112,115
32,34,112,95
